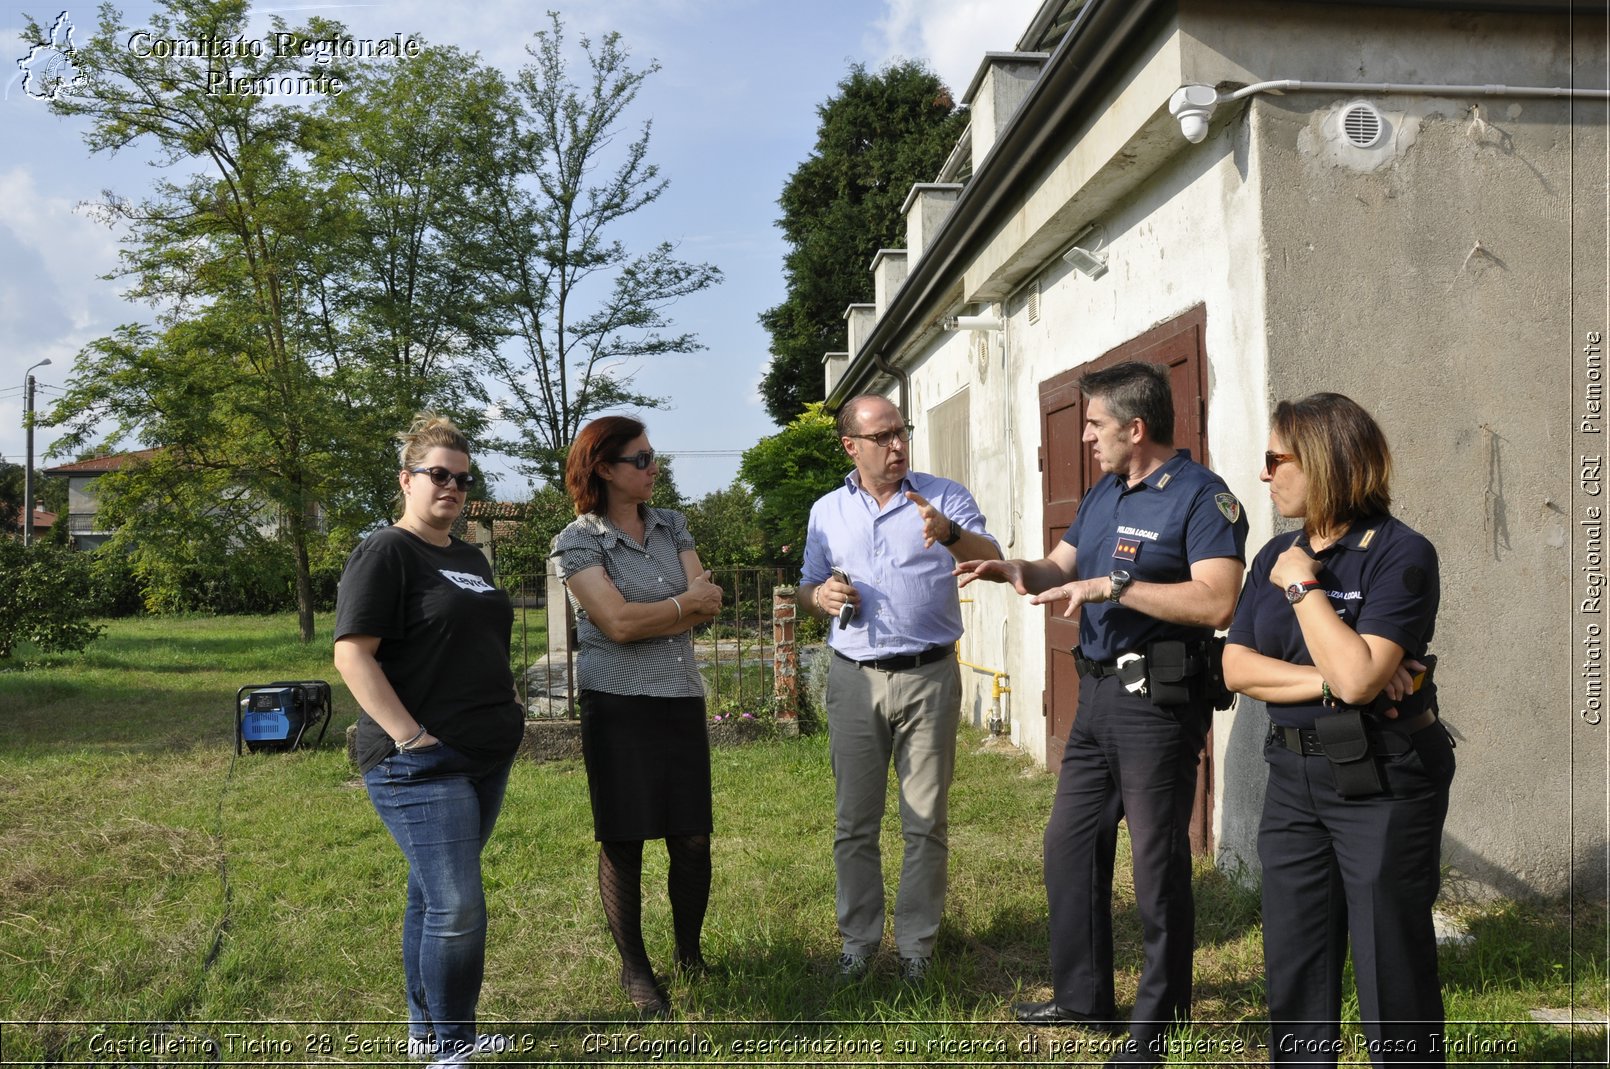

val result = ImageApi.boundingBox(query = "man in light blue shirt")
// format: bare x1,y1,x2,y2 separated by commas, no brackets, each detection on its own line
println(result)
799,394,1000,981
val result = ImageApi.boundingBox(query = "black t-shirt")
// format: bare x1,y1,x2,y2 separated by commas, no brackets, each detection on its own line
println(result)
335,526,524,773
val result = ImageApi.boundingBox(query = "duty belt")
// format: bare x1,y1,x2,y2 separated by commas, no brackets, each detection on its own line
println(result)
1073,651,1128,678
1269,708,1438,757
833,644,954,672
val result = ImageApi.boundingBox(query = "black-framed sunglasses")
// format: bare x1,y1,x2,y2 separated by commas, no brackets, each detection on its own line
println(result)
845,425,913,449
1264,451,1297,477
409,466,475,491
611,449,656,470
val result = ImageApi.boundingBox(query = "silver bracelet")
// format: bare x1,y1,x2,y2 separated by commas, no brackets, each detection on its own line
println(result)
670,595,684,622
395,725,429,752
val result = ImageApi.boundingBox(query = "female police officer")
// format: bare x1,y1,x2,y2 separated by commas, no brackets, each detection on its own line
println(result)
1223,393,1454,1067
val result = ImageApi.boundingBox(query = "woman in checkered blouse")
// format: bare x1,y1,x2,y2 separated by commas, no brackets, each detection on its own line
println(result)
553,416,724,1018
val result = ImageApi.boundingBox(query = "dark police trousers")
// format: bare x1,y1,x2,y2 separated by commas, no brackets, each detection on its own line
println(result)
1046,674,1208,1041
1259,722,1455,1067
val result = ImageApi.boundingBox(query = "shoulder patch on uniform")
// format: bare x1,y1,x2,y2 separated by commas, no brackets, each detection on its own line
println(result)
1404,565,1426,595
1214,493,1241,524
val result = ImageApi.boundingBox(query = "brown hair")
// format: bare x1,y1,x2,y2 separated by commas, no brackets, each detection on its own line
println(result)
395,413,471,512
565,416,646,515
397,412,471,469
1273,393,1392,536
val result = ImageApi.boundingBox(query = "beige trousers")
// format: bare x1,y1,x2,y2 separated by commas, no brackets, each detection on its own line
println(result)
826,651,962,959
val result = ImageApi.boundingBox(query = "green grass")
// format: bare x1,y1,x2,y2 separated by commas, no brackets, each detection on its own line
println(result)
0,614,1605,1064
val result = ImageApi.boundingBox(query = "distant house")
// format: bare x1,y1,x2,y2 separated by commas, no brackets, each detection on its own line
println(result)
43,449,162,552
459,499,528,571
822,0,1605,898
13,505,56,539
43,447,310,550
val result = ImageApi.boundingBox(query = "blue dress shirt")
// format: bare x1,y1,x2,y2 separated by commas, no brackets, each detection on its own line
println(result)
802,470,998,660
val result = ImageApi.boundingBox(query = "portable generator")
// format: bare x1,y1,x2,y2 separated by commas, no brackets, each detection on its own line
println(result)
235,680,332,754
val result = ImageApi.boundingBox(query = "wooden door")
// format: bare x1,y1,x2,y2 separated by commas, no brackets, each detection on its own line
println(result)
1037,304,1216,854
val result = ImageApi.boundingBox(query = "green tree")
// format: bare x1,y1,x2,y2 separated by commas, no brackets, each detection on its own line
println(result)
684,482,767,568
471,14,721,480
37,0,364,641
759,61,965,423
737,403,849,564
305,42,504,513
0,540,103,661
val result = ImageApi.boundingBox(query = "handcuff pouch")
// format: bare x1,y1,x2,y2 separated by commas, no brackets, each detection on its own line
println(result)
1144,640,1194,707
1313,708,1385,797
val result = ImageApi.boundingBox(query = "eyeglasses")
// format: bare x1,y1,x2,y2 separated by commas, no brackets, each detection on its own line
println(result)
610,449,656,470
845,425,913,449
1264,451,1297,477
409,466,475,491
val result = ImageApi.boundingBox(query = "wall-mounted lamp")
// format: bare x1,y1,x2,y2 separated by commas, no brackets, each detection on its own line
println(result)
1061,223,1109,279
943,312,1004,332
1169,84,1219,143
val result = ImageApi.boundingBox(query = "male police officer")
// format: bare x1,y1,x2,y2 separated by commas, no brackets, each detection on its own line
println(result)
956,362,1246,1066
801,393,1000,981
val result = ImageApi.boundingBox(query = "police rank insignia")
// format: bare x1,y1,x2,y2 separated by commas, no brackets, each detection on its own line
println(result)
1215,493,1241,523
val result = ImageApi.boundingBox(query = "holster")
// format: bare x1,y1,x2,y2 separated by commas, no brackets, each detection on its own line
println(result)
1313,708,1385,798
1202,636,1235,711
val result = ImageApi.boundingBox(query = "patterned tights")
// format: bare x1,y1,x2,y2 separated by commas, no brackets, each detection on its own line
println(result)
598,836,711,1005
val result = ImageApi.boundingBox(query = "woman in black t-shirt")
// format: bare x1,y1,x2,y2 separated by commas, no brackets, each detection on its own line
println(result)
334,414,523,1066
553,416,724,1018
1223,394,1453,1067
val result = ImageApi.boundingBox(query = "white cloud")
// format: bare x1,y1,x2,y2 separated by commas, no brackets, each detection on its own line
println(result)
871,0,1046,94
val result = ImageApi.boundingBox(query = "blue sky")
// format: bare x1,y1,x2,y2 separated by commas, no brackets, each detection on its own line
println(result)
0,0,1042,499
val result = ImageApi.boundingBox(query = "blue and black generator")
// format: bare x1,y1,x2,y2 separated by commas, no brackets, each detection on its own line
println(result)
235,680,332,754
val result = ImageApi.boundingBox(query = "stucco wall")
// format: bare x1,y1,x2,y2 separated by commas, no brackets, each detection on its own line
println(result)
869,0,1605,898
1235,8,1608,896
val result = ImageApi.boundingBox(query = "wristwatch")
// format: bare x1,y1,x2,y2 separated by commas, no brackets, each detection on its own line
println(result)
940,519,962,546
1108,569,1133,603
1285,579,1321,605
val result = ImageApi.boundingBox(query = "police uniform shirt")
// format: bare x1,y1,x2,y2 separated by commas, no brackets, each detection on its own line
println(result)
1226,513,1440,729
1063,449,1248,661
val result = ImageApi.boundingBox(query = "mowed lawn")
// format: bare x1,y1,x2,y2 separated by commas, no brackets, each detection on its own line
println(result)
0,614,1603,1065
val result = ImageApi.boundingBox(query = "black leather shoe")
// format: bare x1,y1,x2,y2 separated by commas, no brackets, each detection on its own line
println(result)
1012,1001,1125,1032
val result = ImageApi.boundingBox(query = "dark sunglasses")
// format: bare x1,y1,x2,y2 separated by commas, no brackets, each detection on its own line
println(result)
409,466,475,491
1264,451,1297,477
611,449,656,470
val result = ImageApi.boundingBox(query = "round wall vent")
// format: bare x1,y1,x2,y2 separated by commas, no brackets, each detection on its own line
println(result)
1341,101,1385,149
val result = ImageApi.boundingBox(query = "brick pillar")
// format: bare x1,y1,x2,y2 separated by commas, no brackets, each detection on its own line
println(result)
772,585,798,720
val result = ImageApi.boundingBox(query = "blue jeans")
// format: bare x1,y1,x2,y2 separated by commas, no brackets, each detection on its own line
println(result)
364,742,514,1051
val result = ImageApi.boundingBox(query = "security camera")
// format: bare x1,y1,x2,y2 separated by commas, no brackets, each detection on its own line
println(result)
1169,85,1219,144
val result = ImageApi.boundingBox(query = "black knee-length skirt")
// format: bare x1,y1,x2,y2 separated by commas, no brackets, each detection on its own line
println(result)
579,690,713,841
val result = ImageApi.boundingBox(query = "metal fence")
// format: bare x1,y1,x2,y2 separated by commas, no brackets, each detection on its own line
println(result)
498,566,791,720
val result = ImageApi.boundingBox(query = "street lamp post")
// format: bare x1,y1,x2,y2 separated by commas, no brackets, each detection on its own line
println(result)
22,358,52,547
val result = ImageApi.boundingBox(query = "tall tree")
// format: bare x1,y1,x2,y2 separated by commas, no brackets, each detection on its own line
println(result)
303,43,509,524
471,13,721,480
37,0,359,641
759,61,965,423
306,47,500,410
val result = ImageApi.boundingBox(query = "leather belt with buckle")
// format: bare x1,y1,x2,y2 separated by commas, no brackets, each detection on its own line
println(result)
833,645,954,672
